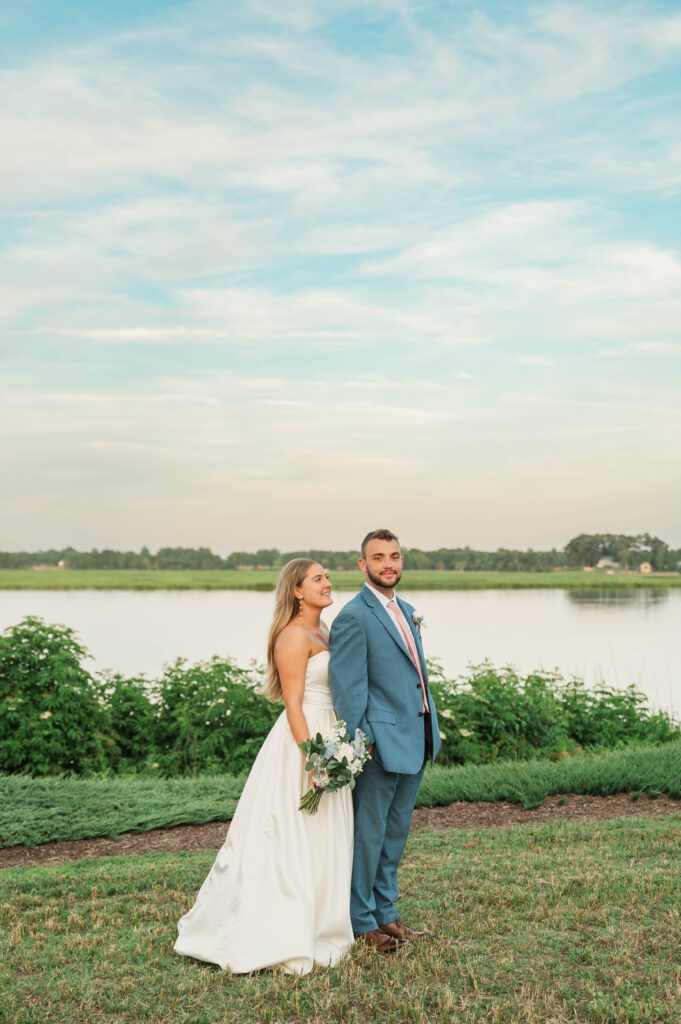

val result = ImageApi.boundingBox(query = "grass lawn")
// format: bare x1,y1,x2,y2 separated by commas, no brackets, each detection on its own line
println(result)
2,815,680,1023
1,568,679,591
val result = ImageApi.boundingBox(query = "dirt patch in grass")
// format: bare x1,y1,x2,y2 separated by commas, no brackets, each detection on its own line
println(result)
2,791,679,870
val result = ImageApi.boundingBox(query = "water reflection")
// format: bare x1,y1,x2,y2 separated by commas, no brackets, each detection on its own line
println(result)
567,588,669,608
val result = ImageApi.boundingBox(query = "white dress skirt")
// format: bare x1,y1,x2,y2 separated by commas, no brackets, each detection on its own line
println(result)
174,650,354,975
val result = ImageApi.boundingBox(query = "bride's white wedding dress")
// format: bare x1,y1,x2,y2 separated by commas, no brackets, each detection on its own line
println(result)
174,650,354,975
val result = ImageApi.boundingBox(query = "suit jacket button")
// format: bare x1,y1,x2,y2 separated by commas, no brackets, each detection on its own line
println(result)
416,683,421,688
418,711,424,717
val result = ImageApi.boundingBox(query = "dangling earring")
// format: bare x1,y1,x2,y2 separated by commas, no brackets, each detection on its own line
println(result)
298,597,303,619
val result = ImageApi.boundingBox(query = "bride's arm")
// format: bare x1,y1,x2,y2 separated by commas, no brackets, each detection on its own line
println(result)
275,629,313,764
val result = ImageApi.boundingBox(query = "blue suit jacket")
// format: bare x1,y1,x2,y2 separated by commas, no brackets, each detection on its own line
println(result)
328,585,440,775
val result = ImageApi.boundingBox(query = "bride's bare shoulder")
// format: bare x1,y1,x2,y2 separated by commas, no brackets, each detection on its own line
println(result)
274,623,309,663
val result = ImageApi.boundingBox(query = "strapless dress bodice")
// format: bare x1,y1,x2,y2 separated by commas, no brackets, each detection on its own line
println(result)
302,649,333,708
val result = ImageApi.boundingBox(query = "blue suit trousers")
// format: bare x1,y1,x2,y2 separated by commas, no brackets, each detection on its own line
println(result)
350,752,425,935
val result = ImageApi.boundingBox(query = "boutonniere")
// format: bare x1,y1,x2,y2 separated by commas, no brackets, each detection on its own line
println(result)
412,611,426,638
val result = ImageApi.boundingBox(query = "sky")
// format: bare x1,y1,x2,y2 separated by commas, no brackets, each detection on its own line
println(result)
2,0,680,555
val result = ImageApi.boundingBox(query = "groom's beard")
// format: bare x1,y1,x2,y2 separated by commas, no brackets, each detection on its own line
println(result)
366,566,402,592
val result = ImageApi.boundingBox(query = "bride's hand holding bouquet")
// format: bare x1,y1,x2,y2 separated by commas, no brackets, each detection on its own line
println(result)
299,719,370,815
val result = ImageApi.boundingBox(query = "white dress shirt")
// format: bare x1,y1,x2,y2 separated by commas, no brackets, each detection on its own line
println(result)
364,581,402,640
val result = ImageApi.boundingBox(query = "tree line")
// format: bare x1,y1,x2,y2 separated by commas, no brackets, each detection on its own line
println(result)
0,533,678,572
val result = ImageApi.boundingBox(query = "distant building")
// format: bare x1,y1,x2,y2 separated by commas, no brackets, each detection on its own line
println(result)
596,558,620,570
639,561,653,574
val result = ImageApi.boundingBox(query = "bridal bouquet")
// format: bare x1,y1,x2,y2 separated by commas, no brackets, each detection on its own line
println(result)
299,720,371,815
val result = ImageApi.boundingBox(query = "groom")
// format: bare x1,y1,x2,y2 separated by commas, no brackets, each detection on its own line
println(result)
329,529,440,953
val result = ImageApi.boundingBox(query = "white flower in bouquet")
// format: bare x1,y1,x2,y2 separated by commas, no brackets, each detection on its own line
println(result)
335,742,354,763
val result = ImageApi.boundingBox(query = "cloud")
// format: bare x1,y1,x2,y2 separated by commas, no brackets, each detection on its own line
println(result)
516,356,553,367
630,341,679,354
39,326,230,342
2,1,681,549
2,2,681,211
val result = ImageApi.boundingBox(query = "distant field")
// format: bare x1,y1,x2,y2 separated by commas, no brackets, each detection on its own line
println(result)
0,568,679,591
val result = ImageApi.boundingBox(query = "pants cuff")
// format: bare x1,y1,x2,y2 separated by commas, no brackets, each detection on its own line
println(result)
374,911,399,927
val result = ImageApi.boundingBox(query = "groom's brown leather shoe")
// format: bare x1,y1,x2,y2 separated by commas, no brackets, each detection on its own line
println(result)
379,917,435,941
358,928,407,954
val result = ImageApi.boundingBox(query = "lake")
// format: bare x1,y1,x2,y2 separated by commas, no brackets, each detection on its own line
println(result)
0,587,678,716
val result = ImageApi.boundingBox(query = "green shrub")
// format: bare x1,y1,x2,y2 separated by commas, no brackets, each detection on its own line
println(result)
430,662,571,764
0,617,109,774
416,740,681,810
1,617,677,778
3,741,680,846
99,671,158,770
0,773,246,847
151,657,280,775
0,617,281,778
557,679,678,748
429,659,681,766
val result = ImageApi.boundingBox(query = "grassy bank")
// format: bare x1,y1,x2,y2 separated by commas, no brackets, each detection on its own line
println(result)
1,568,679,590
4,741,680,848
2,816,680,1023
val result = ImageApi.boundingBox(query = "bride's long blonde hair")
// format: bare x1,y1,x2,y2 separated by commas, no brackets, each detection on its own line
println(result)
265,558,316,702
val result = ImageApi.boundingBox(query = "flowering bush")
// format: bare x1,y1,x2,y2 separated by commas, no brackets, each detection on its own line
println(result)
428,659,681,766
0,617,109,774
151,656,279,775
0,618,278,777
2,617,677,778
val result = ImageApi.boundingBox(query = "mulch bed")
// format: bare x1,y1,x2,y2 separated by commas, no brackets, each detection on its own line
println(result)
2,792,679,870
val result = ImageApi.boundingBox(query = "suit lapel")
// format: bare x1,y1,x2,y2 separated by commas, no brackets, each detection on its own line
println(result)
360,585,413,664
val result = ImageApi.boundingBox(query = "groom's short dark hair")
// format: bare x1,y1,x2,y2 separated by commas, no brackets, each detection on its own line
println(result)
361,529,400,559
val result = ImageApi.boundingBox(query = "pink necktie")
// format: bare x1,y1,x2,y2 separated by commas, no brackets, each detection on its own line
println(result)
387,599,429,713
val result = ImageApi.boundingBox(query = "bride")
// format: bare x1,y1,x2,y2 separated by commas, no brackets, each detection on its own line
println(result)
174,559,354,974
